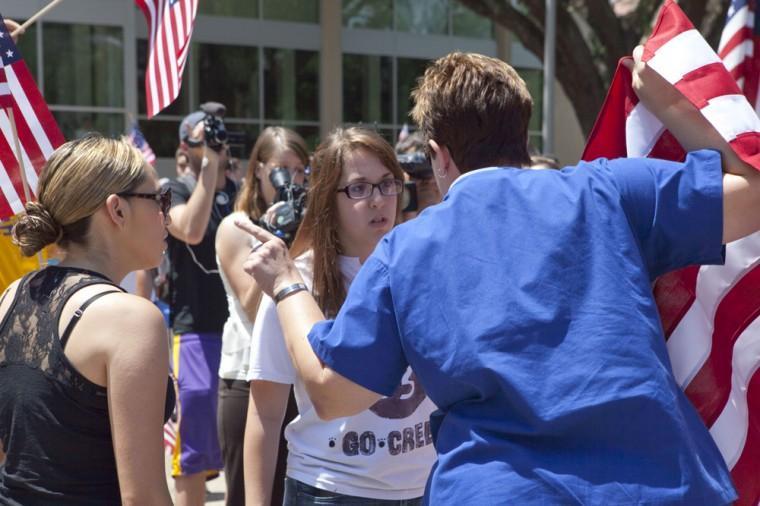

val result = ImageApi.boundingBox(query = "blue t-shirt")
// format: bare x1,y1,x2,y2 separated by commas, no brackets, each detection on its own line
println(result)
308,150,736,505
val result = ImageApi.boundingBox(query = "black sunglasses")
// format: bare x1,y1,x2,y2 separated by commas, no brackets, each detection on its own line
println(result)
117,187,172,216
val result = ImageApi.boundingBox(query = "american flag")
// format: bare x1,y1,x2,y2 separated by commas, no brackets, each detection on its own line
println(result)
718,0,760,113
583,2,760,504
135,0,198,118
0,12,65,221
127,122,156,165
163,417,177,456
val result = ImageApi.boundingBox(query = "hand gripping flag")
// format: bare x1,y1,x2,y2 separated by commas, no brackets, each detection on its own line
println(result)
583,2,760,504
135,0,198,118
0,13,65,221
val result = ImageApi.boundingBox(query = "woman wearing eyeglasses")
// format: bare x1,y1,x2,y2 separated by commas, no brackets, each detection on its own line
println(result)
243,127,436,505
0,135,174,506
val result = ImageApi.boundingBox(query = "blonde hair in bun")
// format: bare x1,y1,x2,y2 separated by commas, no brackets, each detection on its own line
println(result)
11,134,147,257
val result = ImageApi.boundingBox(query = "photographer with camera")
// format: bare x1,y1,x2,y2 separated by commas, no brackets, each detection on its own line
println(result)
395,131,441,221
215,126,309,506
164,102,237,506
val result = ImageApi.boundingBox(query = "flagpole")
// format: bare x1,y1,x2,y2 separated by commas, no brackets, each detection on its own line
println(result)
542,0,557,157
6,107,43,268
10,0,65,38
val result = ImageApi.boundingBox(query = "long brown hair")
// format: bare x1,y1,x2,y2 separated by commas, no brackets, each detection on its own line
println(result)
290,127,404,318
236,127,309,219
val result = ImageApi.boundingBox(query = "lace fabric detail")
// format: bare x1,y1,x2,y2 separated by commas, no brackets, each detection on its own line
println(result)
0,267,122,396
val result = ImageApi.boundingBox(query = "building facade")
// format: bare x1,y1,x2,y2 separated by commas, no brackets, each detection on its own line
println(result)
4,0,584,176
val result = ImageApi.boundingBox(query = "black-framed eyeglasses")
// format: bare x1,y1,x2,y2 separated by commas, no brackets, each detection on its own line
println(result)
117,187,172,216
336,179,404,200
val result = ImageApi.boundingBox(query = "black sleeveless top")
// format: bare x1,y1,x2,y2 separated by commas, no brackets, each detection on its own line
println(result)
0,266,175,505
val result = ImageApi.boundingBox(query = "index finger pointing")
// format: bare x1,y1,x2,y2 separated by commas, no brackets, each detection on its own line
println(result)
234,218,278,243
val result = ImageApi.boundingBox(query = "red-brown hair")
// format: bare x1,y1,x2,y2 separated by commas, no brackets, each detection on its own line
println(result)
290,127,404,317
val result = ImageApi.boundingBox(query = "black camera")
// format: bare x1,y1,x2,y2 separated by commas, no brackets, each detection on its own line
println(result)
260,167,307,245
397,152,433,180
200,102,228,152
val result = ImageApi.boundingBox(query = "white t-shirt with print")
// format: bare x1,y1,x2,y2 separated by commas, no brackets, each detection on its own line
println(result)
247,250,437,500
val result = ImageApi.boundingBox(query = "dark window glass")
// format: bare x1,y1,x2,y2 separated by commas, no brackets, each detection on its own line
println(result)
264,48,319,122
529,132,543,153
44,23,123,107
138,119,180,158
396,57,429,125
53,111,124,140
262,0,319,23
395,0,448,35
518,68,543,133
290,124,319,151
136,39,190,117
15,22,38,81
342,0,393,29
224,122,260,160
199,0,258,17
343,54,392,124
195,43,259,119
451,3,492,38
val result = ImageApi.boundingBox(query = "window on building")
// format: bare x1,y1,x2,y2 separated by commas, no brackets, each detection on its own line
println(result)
138,119,181,161
263,48,319,122
262,0,319,23
343,0,491,38
343,0,393,30
451,3,492,39
396,57,429,126
518,68,544,152
343,53,393,125
395,0,448,35
42,23,124,140
15,22,38,81
195,42,259,119
44,23,124,108
198,0,258,18
54,111,124,141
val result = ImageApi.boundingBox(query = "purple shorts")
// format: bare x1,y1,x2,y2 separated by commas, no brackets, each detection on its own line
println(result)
170,332,223,477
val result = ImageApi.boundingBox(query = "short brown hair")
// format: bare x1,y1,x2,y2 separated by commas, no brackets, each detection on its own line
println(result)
411,52,533,172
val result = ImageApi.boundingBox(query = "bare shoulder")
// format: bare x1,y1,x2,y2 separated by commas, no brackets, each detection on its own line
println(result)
217,211,254,252
67,289,166,351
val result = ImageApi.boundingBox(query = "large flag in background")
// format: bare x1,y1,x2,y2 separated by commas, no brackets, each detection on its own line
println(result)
583,2,760,504
0,13,65,222
718,0,760,114
127,121,156,165
135,0,198,118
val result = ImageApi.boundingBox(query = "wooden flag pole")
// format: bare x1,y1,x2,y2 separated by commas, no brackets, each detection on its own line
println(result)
11,0,65,37
6,107,43,267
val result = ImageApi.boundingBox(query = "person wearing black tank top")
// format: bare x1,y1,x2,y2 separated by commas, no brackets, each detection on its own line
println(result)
0,135,174,505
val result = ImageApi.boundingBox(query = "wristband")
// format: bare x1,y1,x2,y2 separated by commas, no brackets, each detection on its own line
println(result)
273,283,308,304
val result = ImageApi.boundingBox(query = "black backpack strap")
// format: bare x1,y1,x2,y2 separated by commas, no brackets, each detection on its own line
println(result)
60,290,123,349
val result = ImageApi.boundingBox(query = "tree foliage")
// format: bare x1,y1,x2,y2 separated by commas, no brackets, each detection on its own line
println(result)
457,0,729,136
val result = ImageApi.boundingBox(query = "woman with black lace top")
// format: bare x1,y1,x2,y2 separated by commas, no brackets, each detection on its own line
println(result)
0,134,174,506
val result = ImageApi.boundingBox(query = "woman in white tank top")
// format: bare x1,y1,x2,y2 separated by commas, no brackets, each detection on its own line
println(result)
215,127,310,506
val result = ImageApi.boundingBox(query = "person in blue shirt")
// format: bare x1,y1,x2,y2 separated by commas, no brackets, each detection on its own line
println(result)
234,48,760,504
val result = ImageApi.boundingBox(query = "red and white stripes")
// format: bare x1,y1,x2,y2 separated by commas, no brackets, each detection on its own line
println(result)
135,0,198,118
583,1,760,503
0,17,64,221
